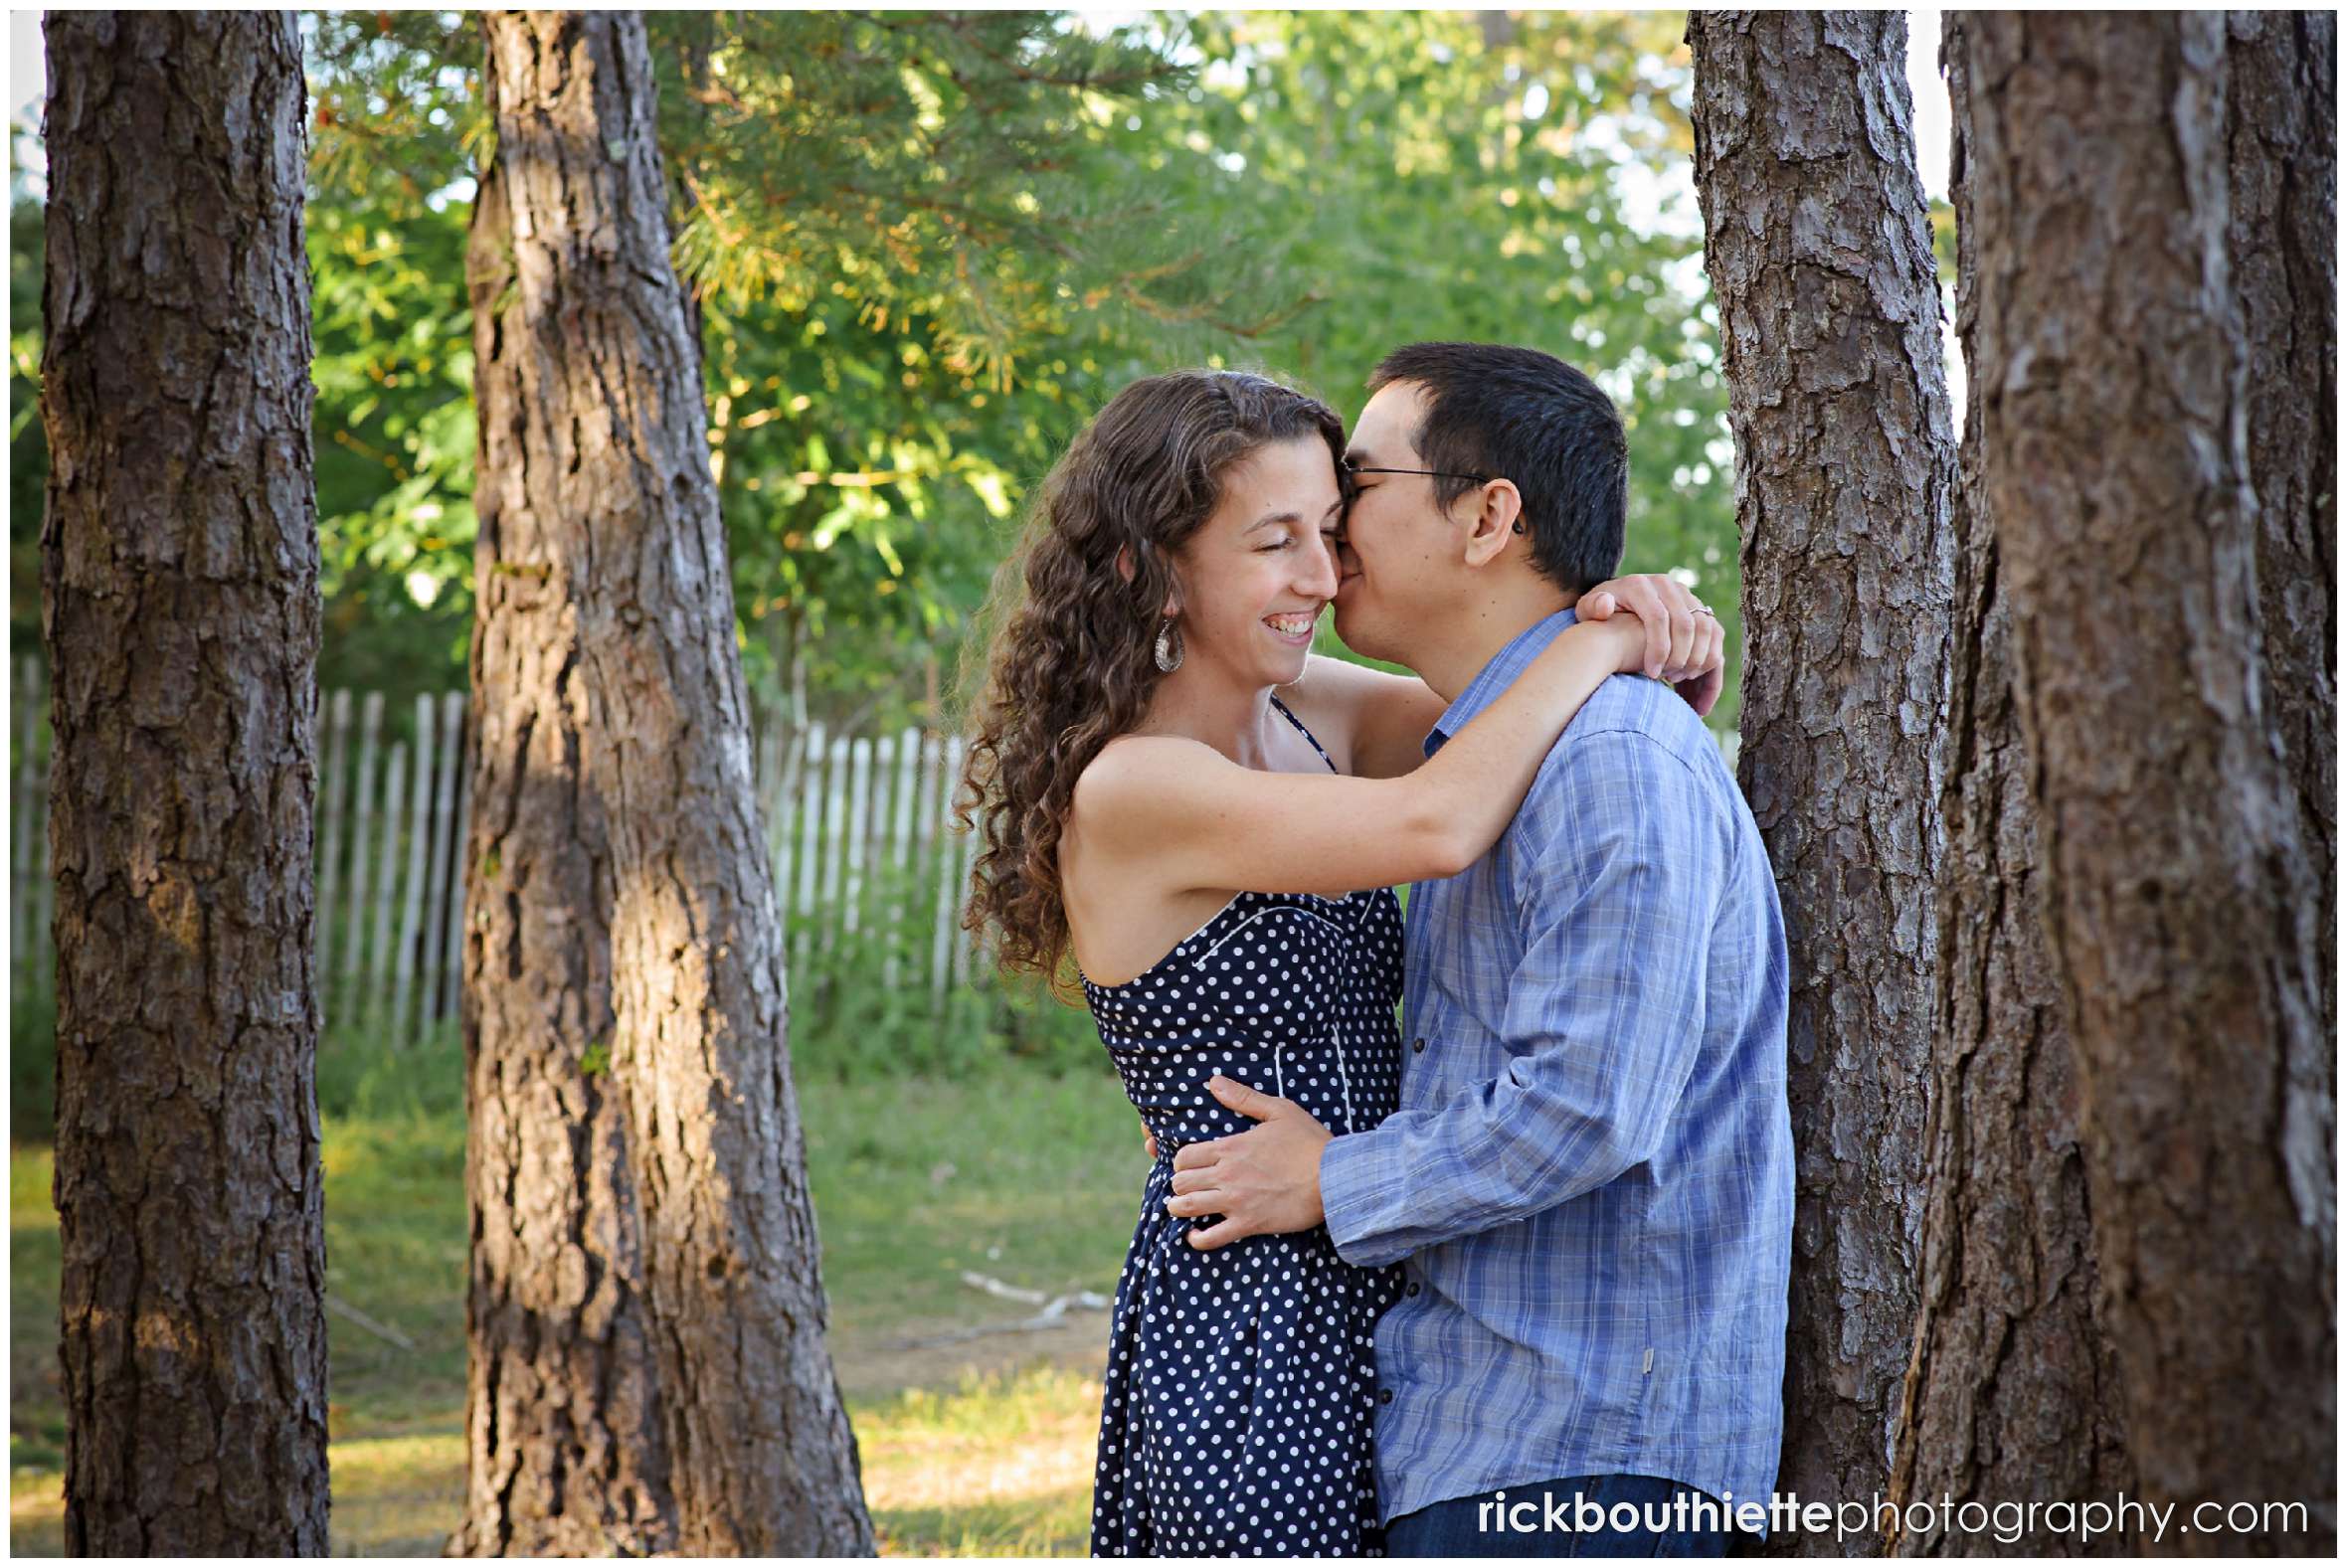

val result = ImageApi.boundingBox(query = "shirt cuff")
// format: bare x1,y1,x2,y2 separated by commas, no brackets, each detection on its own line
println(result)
1319,1127,1414,1270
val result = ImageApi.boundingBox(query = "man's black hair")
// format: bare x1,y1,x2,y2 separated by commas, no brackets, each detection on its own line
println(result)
1366,342,1628,593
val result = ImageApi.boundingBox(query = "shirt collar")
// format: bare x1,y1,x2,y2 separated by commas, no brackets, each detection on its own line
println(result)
1424,606,1582,759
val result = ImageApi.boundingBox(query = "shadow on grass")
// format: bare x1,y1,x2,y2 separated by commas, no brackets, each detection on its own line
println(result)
873,1485,1097,1558
9,1361,1102,1557
861,1362,1103,1557
10,1019,1135,1557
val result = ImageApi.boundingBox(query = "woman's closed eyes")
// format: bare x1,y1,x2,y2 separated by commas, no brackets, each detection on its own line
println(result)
1256,526,1343,554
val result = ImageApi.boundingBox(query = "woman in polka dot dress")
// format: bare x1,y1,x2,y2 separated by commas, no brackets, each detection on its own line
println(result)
954,370,1723,1557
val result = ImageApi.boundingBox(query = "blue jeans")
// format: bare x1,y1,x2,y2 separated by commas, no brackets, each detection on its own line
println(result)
1382,1473,1737,1557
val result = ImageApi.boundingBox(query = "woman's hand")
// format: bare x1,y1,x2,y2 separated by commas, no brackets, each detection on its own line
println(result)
1577,602,1664,678
1577,574,1727,718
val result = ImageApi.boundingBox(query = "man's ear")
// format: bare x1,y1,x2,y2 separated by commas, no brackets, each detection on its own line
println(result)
1460,479,1525,570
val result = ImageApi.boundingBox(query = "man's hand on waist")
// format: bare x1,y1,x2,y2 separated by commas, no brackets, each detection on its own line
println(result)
1164,1075,1331,1249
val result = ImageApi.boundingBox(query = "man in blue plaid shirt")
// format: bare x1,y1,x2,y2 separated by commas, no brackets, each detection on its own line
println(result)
1167,343,1794,1556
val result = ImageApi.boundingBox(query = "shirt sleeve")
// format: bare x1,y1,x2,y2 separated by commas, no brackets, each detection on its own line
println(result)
1319,728,1723,1269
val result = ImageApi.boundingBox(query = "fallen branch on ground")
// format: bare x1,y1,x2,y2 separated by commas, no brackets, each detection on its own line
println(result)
326,1293,417,1352
881,1272,1114,1349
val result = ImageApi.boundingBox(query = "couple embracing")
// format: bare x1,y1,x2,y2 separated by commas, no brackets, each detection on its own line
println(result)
958,343,1794,1558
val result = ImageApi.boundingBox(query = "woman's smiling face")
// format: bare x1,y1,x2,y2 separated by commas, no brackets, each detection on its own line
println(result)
1168,435,1346,688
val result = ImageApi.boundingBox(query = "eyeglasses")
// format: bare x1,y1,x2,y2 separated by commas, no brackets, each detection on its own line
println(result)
1342,458,1494,485
1341,458,1525,533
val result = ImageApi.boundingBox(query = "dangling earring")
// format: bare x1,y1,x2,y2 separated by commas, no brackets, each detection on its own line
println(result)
1153,617,1184,673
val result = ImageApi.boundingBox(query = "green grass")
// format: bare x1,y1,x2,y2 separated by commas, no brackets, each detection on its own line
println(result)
810,1063,1142,1332
9,1145,64,1479
860,1364,1103,1556
9,1020,1140,1555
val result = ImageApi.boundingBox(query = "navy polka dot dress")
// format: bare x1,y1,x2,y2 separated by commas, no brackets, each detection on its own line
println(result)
1080,697,1404,1557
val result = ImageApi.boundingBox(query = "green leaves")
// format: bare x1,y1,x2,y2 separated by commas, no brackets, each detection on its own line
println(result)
649,11,1258,385
1060,10,1744,725
302,162,477,703
8,11,1742,737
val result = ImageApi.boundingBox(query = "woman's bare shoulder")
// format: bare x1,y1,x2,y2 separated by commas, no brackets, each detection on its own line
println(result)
1071,733,1216,831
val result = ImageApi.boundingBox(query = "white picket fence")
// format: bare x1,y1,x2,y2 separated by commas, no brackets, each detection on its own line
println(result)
8,658,983,1046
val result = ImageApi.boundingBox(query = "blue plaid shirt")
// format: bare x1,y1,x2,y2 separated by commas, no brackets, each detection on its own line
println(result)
1318,607,1793,1533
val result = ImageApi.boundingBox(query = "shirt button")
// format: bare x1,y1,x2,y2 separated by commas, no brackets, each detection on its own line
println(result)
1378,1388,1394,1405
1411,1037,1425,1053
1405,1282,1421,1298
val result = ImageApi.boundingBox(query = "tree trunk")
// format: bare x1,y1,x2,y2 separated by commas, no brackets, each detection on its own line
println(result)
1687,12,1954,1544
456,11,872,1556
1883,18,2134,1551
40,11,329,1554
1955,12,2333,1550
446,116,677,1558
2227,9,2336,1065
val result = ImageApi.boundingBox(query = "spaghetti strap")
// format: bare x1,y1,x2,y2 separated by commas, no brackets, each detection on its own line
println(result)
1268,693,1339,775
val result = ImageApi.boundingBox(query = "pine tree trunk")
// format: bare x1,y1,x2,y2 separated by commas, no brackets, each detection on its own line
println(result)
2227,9,2336,1068
1884,19,2134,1551
1955,13,2333,1550
446,119,677,1558
39,12,329,1554
454,11,872,1555
1687,12,1954,1543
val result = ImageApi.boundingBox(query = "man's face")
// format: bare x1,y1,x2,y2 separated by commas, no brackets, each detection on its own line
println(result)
1333,380,1460,665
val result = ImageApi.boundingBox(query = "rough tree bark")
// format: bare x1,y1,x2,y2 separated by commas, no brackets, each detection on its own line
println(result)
1686,12,1953,1543
446,110,676,1560
1884,18,2133,1552
2227,9,2336,1066
39,11,329,1554
453,11,872,1555
1955,12,2333,1551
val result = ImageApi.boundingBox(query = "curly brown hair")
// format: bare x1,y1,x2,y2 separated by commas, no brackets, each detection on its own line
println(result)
954,369,1347,997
